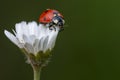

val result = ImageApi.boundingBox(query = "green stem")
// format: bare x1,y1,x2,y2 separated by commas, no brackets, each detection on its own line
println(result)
33,66,41,80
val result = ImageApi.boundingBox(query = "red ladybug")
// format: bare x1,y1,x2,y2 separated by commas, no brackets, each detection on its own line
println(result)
39,9,65,31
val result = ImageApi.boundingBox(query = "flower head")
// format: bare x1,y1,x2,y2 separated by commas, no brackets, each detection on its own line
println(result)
4,9,65,80
4,21,59,55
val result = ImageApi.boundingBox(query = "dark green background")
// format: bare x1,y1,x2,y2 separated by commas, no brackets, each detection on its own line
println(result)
0,0,120,80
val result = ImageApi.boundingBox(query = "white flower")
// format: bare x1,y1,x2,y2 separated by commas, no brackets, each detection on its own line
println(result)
4,21,59,55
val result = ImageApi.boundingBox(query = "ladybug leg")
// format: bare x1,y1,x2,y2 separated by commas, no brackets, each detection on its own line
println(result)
53,25,56,31
48,22,54,30
59,26,64,32
48,22,56,31
49,25,53,30
49,25,56,31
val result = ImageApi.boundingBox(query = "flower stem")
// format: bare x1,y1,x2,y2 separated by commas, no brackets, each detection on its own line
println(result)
33,66,41,80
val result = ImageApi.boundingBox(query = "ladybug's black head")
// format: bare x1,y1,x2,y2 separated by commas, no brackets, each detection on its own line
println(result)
52,16,65,31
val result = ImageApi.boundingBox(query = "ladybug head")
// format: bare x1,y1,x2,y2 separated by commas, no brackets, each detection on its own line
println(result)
52,16,65,30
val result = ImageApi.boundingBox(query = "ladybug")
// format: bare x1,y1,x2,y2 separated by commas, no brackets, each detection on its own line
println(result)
39,9,65,31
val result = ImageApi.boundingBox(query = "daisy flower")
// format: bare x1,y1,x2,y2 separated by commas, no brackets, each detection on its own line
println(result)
4,21,60,66
4,9,65,80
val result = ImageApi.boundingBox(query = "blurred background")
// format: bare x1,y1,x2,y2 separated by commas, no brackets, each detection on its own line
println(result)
0,0,120,80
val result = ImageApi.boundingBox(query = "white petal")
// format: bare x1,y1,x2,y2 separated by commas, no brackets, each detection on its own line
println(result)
51,31,59,49
29,35,36,45
23,35,36,45
24,43,34,53
38,36,49,52
38,37,43,52
39,37,45,51
15,21,26,35
23,35,29,44
43,36,49,52
28,21,38,36
47,30,59,50
15,22,26,42
4,30,23,48
33,39,40,54
38,24,47,38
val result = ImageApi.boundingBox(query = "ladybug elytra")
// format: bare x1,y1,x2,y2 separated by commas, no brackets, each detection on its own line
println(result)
39,9,65,31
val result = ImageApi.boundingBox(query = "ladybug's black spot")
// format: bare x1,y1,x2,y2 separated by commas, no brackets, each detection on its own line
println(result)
44,17,46,21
